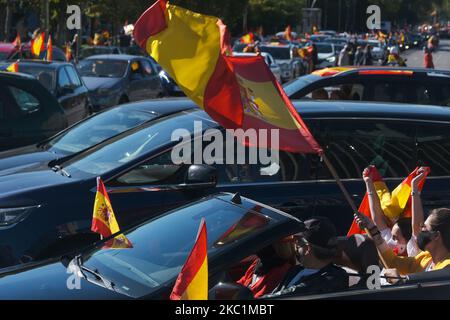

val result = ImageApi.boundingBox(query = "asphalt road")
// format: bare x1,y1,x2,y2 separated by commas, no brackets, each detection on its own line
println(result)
402,39,450,70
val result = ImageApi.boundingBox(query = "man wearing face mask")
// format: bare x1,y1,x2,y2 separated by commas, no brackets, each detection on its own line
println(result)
267,217,349,297
355,208,450,278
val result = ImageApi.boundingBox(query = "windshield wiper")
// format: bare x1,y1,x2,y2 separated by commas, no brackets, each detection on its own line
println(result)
51,165,71,178
74,255,117,291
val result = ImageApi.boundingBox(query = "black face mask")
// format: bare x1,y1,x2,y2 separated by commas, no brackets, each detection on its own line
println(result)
417,231,436,251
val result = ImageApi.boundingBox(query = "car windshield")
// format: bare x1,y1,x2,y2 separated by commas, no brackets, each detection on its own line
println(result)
316,44,333,54
45,106,158,155
259,47,291,60
81,196,271,298
63,110,215,177
283,74,321,97
77,59,128,78
16,65,56,92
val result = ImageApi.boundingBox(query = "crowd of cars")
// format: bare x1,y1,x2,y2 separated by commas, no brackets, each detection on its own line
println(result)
0,27,450,299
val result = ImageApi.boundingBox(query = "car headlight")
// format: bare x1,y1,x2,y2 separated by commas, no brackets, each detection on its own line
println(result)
326,56,336,63
0,205,40,226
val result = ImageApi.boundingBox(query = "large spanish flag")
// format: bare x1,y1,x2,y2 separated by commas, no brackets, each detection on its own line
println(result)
5,61,19,73
31,32,45,58
347,166,430,236
170,218,208,300
134,0,321,154
91,177,132,249
46,35,53,62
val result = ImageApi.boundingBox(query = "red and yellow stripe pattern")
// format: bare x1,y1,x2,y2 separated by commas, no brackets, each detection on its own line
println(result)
46,35,53,62
6,61,19,73
91,177,132,249
31,32,45,58
170,219,208,300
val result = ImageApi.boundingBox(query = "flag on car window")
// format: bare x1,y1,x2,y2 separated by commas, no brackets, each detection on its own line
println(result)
347,166,430,236
46,35,53,62
170,218,208,300
31,32,45,58
133,0,321,154
5,61,19,73
91,177,133,249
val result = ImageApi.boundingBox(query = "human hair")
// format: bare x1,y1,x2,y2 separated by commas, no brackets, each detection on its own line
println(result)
428,208,450,251
396,217,412,242
311,244,337,261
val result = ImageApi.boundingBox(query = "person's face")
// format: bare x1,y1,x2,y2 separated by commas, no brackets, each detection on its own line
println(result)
418,217,441,252
391,224,407,245
294,237,311,266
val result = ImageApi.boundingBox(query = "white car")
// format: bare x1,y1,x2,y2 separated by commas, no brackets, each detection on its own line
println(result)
315,43,338,69
232,52,282,83
258,45,296,82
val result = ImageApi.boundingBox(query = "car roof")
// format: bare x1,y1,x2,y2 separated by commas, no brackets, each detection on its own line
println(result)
5,60,72,68
83,54,142,61
0,70,39,81
310,66,450,78
116,98,199,115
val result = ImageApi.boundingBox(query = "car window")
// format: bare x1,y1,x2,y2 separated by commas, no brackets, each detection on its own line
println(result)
17,65,56,92
370,81,408,103
0,100,5,120
434,83,450,107
7,85,41,115
417,124,450,176
77,59,128,78
315,119,416,179
64,66,82,87
58,68,71,88
306,83,365,101
140,60,154,77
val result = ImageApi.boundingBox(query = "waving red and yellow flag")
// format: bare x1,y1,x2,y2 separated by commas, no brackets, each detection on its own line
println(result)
46,35,53,61
31,32,45,58
134,0,321,154
170,218,208,300
91,177,132,249
65,43,73,62
12,33,21,48
5,61,19,73
240,32,254,44
285,25,293,41
347,166,430,236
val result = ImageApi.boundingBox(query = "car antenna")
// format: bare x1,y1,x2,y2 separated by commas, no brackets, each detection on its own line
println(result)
231,192,242,204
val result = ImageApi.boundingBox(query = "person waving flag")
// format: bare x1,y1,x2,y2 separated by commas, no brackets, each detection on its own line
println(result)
170,218,208,300
91,177,133,249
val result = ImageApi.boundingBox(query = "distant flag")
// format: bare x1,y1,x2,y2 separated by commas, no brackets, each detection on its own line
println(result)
5,60,19,73
285,25,293,41
133,0,322,154
170,218,208,300
31,32,45,58
65,43,72,62
347,166,430,236
12,33,21,48
312,25,319,35
46,35,53,61
240,32,254,44
91,177,133,249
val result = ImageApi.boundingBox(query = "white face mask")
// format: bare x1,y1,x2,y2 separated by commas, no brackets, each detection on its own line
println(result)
387,238,406,255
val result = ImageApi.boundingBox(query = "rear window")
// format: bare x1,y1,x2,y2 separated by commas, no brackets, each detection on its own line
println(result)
259,46,291,60
7,85,41,115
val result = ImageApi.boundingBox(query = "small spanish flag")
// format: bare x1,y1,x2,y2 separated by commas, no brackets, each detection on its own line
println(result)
91,177,132,249
5,61,19,73
46,35,53,61
12,33,21,48
240,32,254,44
65,43,72,62
170,218,208,300
285,25,293,41
31,32,45,58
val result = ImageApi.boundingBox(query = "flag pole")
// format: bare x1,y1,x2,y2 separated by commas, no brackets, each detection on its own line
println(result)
321,152,389,269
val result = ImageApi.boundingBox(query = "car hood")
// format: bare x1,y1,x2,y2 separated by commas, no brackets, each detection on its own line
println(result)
82,77,122,91
0,260,126,300
0,148,59,175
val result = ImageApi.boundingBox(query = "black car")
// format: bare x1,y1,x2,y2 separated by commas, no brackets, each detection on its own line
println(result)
284,66,450,107
77,54,165,111
0,60,92,124
0,99,196,172
78,46,122,60
0,71,67,152
0,193,304,299
3,99,450,268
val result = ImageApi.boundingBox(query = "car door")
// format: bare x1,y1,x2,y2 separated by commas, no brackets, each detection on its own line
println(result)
64,65,89,122
139,58,163,98
56,67,79,125
127,59,146,102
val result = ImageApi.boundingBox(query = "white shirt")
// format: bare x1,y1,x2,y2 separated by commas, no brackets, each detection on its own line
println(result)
380,228,421,257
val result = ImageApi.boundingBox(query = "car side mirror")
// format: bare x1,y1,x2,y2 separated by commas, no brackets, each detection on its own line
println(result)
185,164,218,187
209,282,254,300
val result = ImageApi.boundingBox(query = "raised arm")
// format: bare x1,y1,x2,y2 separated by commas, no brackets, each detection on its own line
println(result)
363,167,389,231
411,167,428,237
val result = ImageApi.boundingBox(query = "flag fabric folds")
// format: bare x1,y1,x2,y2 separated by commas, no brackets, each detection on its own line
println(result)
170,218,208,300
240,32,254,44
46,35,53,61
31,32,45,57
133,0,321,154
285,25,293,41
91,177,133,249
65,43,72,62
5,61,19,73
347,166,430,236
